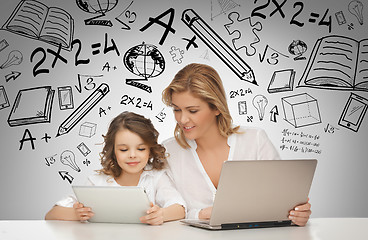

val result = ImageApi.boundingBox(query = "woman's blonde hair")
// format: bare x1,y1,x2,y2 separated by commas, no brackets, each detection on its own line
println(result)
162,63,239,148
98,111,166,177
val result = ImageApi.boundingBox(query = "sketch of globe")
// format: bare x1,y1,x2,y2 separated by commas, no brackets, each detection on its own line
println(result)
288,40,307,56
76,0,117,14
123,42,165,79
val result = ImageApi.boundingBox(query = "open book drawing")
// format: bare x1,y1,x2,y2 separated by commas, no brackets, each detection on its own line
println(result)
297,35,368,92
2,0,74,51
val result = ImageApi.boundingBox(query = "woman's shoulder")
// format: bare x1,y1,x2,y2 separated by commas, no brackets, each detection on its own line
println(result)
162,136,177,147
161,136,184,152
236,126,267,135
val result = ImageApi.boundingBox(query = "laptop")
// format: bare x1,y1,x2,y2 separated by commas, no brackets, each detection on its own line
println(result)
72,185,151,223
181,159,317,230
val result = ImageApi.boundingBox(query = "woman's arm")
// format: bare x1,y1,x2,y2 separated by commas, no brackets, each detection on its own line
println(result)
288,199,312,226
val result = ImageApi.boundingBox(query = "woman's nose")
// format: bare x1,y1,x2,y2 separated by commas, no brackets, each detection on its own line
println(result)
180,112,189,124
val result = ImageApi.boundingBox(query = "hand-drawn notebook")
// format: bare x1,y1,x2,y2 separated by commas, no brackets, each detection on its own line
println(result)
297,35,368,92
2,0,74,50
267,69,295,93
7,86,54,127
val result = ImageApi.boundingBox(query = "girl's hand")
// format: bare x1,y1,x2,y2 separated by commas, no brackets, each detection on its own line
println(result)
198,207,212,220
140,202,164,225
288,198,312,226
73,202,94,222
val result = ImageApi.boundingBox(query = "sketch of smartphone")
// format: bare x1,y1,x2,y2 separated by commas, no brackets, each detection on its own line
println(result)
338,93,368,132
238,101,247,115
77,142,91,157
0,85,10,110
58,86,74,110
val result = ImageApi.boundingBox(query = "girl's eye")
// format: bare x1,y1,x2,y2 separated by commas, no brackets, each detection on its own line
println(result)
120,149,128,152
138,148,146,151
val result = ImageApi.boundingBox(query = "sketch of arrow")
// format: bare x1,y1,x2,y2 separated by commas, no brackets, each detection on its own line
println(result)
58,171,74,184
5,71,21,82
270,105,279,122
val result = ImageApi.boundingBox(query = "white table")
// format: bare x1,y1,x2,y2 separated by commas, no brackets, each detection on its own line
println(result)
0,218,367,240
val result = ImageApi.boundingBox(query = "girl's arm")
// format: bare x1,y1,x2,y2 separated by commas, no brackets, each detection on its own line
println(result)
45,205,79,220
163,203,185,222
45,202,94,221
140,202,185,225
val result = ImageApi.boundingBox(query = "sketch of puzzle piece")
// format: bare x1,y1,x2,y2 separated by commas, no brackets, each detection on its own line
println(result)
169,46,184,64
224,12,262,56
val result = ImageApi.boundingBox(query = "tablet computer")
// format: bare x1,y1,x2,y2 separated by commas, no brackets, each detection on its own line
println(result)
72,185,151,223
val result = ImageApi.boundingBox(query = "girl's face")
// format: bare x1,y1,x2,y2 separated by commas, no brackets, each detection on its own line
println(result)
171,91,220,141
114,129,150,175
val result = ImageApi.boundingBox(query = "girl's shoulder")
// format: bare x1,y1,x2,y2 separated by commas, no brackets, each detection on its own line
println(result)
142,167,167,179
87,173,117,186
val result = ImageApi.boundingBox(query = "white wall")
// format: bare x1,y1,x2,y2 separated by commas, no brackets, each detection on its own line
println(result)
0,0,367,219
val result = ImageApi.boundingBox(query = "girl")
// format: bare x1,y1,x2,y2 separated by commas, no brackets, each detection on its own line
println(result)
162,63,311,226
45,111,186,225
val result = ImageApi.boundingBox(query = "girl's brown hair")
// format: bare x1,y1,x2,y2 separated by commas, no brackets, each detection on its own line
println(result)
162,63,239,148
98,111,166,177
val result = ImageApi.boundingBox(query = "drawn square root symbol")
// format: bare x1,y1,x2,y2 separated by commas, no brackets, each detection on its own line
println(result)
282,93,321,128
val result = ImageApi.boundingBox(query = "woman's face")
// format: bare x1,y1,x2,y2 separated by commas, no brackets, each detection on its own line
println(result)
114,129,150,175
171,91,220,141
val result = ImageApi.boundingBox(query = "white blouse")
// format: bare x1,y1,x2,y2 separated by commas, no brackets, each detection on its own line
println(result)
162,127,280,219
55,168,186,210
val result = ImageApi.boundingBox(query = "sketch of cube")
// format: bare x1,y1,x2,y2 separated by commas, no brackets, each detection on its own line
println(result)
79,122,97,137
281,93,321,128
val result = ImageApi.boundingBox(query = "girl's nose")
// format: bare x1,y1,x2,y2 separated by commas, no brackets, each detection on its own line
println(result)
129,150,136,158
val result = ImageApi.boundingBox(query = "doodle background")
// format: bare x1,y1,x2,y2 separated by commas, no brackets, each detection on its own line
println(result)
0,0,367,220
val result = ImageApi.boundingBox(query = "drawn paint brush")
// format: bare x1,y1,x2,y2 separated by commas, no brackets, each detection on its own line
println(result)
182,9,257,85
56,83,109,137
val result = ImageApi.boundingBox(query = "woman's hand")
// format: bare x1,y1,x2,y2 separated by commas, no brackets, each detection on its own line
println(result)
289,198,312,226
198,207,213,220
140,202,164,225
73,202,94,222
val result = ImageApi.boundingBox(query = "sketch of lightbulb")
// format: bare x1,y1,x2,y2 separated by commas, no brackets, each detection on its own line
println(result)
60,150,81,172
252,95,268,121
349,0,364,25
0,50,23,69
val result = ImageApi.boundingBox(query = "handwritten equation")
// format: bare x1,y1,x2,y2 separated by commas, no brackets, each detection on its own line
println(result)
280,128,322,154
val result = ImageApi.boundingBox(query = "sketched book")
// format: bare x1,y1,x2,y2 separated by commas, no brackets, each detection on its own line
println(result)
267,69,295,93
7,86,54,127
2,0,74,50
297,35,368,92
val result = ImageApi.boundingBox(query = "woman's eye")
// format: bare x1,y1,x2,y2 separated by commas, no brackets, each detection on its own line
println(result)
190,110,198,113
173,108,181,112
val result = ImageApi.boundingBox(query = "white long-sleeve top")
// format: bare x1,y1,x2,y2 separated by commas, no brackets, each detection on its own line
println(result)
55,168,186,210
162,127,280,219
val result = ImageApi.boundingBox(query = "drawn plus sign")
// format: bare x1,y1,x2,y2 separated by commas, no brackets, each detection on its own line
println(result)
41,133,51,143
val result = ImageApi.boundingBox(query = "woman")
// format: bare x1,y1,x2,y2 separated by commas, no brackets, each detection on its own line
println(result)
162,63,311,226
